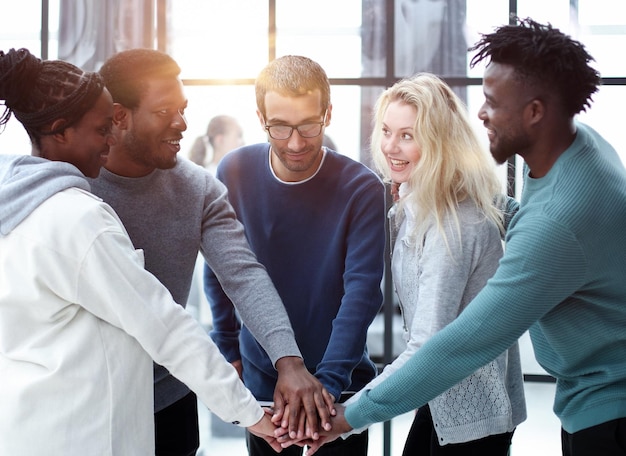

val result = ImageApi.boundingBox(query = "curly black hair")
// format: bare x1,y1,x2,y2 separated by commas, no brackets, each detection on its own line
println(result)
469,17,601,117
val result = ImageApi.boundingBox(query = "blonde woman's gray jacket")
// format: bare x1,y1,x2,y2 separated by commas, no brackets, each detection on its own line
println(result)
346,192,526,445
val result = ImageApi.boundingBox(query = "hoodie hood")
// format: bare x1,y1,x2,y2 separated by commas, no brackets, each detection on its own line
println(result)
0,155,90,235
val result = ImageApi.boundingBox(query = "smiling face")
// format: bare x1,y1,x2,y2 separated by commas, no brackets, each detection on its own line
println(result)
379,100,421,184
259,90,330,182
478,62,532,164
110,77,188,177
44,89,115,178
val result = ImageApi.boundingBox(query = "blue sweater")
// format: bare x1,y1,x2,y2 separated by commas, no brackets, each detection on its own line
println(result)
346,123,626,434
204,145,385,401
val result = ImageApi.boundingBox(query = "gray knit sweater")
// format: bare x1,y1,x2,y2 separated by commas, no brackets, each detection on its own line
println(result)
347,192,526,445
88,158,300,411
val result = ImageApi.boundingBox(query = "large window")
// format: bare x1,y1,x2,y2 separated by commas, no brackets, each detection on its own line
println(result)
3,1,625,173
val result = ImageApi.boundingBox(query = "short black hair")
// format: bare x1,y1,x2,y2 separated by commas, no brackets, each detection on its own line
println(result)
469,17,601,116
99,48,181,109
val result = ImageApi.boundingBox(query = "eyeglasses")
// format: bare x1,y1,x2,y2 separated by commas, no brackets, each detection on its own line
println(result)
264,110,327,140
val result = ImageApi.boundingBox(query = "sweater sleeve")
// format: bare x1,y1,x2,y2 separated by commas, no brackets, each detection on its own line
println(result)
313,178,386,399
203,261,242,363
75,204,263,427
199,175,301,366
345,212,587,429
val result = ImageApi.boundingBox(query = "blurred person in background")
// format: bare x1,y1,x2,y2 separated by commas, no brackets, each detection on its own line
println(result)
188,114,244,174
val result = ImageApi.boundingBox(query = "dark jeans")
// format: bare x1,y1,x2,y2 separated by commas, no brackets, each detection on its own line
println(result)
154,391,200,456
562,417,626,456
246,429,368,456
402,405,514,456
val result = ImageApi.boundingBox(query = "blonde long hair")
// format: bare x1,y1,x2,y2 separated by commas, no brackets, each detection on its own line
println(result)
371,73,504,252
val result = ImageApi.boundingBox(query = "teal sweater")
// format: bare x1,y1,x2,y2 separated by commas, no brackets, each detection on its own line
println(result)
346,123,626,434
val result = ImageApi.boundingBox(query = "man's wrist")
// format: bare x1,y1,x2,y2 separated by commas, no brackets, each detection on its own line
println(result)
275,355,305,372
